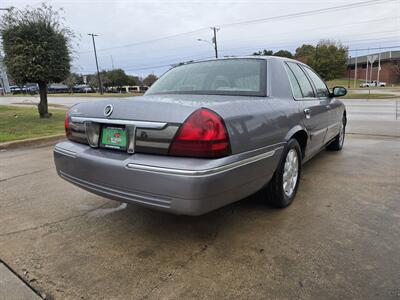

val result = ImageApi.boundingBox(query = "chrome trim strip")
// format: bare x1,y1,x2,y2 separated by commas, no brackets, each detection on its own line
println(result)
54,147,77,158
125,146,283,177
311,128,326,137
71,117,167,129
327,121,341,130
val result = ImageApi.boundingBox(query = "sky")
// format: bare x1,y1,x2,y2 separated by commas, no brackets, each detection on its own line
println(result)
4,0,400,77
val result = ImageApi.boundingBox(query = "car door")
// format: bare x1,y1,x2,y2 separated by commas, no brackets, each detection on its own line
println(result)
285,62,330,155
301,66,338,143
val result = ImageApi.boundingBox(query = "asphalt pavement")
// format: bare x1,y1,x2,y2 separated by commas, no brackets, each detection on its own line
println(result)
0,97,399,299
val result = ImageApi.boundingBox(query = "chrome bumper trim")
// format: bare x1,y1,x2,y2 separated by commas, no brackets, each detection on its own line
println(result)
54,146,77,158
71,117,167,129
125,147,283,177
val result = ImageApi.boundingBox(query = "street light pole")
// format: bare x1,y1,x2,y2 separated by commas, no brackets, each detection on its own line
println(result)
88,33,103,94
211,27,219,58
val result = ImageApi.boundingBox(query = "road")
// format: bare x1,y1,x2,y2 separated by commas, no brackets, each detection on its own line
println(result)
0,98,399,299
343,99,400,137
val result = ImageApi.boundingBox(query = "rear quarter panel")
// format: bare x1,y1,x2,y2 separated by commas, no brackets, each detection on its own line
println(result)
207,58,304,154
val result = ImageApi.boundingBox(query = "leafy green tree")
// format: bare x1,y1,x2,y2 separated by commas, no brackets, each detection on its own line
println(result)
107,69,129,88
313,41,348,81
295,42,348,81
127,75,141,86
273,50,293,58
0,4,73,118
294,44,316,64
143,74,158,86
253,49,273,56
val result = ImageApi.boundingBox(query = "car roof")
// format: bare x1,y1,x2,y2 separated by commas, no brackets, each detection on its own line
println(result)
186,55,306,67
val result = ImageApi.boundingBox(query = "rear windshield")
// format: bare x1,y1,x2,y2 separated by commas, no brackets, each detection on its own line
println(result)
146,59,266,96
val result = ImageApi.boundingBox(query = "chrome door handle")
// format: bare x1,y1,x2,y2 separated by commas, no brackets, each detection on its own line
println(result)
304,108,311,119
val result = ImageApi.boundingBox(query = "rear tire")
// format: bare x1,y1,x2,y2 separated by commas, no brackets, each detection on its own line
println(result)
255,139,302,208
327,115,346,151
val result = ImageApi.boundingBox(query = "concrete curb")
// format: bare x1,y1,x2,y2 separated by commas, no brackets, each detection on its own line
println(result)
0,134,65,150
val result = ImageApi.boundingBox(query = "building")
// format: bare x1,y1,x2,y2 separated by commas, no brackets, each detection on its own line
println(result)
347,50,400,84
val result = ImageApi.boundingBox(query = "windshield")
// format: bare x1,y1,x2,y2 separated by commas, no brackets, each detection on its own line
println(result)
146,59,266,96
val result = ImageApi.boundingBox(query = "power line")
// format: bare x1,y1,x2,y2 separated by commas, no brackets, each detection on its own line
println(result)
78,28,209,54
77,0,394,54
218,0,395,27
78,42,400,75
123,56,215,71
224,16,396,45
218,34,400,54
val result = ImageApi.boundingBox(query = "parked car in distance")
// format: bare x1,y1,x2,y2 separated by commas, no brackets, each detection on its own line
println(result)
54,57,347,216
10,85,25,94
73,84,94,93
360,80,386,87
48,83,69,93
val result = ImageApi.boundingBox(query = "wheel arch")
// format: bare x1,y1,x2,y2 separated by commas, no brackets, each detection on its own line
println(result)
285,125,308,159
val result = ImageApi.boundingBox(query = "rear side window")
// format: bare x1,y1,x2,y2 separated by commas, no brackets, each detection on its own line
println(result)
303,67,329,98
286,62,315,98
284,64,303,99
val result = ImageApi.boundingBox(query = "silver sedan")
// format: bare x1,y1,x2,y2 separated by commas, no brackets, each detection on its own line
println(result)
54,56,347,215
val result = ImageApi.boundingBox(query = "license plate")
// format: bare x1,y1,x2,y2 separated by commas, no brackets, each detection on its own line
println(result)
100,126,127,150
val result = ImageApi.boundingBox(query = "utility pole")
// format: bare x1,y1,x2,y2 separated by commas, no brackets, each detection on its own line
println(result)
211,27,219,58
88,33,103,94
110,55,115,69
347,56,351,88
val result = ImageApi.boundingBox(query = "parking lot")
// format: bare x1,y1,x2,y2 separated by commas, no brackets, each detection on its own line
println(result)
1,99,399,299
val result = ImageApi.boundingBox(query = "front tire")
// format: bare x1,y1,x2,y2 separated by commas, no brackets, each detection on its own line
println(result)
255,139,302,208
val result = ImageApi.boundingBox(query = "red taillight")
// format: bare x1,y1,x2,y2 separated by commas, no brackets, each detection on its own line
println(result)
64,111,71,139
169,108,231,158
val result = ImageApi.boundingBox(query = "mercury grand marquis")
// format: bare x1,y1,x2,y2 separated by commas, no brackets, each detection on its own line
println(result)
54,57,347,215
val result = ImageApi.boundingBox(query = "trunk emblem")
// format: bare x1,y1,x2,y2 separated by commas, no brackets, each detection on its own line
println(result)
104,104,113,117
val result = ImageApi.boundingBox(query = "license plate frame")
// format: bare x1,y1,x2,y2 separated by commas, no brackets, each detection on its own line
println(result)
100,126,127,150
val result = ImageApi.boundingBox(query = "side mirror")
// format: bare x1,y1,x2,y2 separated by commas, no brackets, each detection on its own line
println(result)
331,86,347,97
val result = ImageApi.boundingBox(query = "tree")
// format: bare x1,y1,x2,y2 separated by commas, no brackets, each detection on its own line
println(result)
313,41,348,81
107,69,129,88
294,44,316,64
143,74,158,86
253,49,273,56
0,4,73,118
295,41,348,81
273,50,293,58
127,75,141,86
63,73,84,93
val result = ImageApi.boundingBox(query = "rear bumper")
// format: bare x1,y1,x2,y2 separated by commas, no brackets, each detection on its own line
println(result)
54,140,283,215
